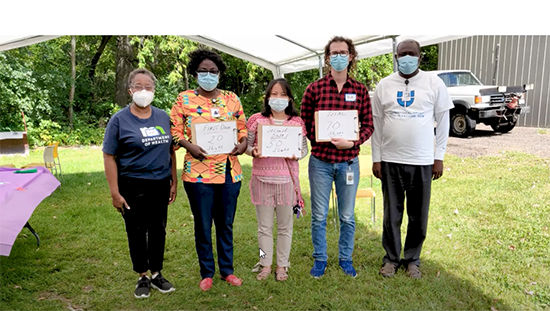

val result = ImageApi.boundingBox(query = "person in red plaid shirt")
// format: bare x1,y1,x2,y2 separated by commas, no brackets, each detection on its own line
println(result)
300,36,374,278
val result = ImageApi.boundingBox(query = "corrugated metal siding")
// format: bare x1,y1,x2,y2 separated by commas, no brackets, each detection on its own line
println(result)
439,35,550,128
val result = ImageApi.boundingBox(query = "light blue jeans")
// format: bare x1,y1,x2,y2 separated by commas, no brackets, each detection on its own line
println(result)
308,155,360,262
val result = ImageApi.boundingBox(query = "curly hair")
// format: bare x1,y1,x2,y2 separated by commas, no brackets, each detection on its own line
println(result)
323,36,358,74
187,48,227,77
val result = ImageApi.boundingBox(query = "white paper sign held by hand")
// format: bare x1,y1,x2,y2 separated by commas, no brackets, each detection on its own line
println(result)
258,124,302,158
315,110,359,142
192,121,238,155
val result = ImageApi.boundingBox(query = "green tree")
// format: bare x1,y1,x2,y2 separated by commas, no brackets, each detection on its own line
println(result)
131,36,198,111
1,36,430,147
353,53,394,90
420,44,438,71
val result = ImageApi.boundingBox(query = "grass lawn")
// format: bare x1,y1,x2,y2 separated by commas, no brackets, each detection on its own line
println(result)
0,146,549,310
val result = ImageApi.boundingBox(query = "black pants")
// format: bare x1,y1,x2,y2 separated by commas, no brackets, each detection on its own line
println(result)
119,176,171,273
381,162,432,267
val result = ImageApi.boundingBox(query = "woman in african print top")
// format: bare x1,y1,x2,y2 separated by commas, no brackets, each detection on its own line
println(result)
170,49,247,291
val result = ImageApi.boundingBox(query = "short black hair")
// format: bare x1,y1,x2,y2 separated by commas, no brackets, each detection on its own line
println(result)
127,68,156,89
187,48,227,77
396,39,421,54
261,78,299,119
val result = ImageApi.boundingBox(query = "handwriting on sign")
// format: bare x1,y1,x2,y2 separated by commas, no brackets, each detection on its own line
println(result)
327,111,346,117
315,110,359,142
203,123,233,132
259,125,302,158
192,121,237,155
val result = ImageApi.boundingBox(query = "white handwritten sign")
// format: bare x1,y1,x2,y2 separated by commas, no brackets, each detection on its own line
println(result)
191,121,237,155
258,124,302,158
315,110,359,142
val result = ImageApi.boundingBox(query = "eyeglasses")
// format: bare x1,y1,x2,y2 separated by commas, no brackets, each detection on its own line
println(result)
329,51,349,57
196,70,220,77
130,85,155,91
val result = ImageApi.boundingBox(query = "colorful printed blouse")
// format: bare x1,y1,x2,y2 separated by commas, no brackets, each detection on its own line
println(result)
170,89,247,184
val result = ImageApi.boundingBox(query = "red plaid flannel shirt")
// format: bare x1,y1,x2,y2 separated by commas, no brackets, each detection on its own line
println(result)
300,74,374,163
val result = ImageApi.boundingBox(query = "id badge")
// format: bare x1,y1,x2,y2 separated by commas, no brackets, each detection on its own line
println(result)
346,171,354,185
345,93,357,102
211,108,220,118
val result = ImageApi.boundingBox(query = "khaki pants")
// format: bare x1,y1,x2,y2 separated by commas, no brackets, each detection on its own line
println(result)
255,204,294,267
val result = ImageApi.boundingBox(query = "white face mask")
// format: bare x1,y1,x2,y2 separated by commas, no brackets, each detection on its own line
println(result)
131,90,154,108
268,98,289,112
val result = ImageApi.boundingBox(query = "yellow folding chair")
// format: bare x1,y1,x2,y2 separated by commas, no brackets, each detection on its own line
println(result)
49,142,63,179
21,142,62,180
356,155,376,225
331,155,377,229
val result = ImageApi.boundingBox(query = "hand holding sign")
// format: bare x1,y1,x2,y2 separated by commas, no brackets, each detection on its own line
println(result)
251,146,265,159
230,139,247,156
186,143,208,160
330,137,355,150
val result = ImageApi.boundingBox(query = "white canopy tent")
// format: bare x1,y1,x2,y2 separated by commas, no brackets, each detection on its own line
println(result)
0,36,61,52
0,35,470,77
182,35,470,78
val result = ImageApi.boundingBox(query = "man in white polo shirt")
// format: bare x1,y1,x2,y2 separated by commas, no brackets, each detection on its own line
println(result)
371,39,454,278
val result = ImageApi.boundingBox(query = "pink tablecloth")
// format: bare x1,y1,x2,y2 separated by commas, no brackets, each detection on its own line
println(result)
0,167,60,256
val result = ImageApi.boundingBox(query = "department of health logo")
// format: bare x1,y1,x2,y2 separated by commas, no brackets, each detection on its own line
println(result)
140,126,166,137
396,91,415,107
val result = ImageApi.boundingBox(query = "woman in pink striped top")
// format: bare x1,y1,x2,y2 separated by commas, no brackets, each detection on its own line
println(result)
246,78,308,281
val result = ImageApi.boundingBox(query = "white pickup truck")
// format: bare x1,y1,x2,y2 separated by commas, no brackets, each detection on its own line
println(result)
427,70,533,137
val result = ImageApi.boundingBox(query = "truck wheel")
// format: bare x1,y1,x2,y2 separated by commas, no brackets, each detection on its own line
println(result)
491,121,517,133
450,113,476,137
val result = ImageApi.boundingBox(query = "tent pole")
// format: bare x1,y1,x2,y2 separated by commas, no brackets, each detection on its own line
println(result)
273,67,285,79
318,55,323,79
392,37,398,73
276,35,325,79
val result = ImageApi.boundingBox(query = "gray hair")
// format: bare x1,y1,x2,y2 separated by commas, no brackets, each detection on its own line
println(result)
127,68,156,88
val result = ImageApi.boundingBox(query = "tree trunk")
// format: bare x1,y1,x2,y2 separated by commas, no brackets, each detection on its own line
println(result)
89,35,112,81
69,36,76,129
184,69,189,90
115,36,135,108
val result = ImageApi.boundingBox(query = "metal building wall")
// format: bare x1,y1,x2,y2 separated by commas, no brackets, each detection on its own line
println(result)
438,35,550,128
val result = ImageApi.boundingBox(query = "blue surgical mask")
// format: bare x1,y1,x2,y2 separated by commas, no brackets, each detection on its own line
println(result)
268,98,289,112
397,55,419,75
197,73,219,92
330,55,349,72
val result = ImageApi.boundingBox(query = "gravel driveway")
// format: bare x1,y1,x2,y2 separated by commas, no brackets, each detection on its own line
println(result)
445,125,550,158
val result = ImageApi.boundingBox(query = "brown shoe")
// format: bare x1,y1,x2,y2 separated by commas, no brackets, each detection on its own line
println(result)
379,263,397,277
256,266,272,281
275,266,288,282
407,263,422,279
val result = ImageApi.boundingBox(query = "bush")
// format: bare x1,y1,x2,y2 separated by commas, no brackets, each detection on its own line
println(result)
26,119,105,148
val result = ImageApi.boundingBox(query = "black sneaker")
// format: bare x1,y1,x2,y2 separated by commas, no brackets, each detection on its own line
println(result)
151,272,175,293
134,276,151,298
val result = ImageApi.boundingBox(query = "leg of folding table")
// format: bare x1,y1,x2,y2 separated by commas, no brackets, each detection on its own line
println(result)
24,222,40,247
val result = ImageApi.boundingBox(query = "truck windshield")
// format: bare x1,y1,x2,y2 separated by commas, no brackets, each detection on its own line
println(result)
437,72,483,87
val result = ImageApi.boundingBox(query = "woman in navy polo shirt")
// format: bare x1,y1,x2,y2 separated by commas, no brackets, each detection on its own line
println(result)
103,68,177,299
